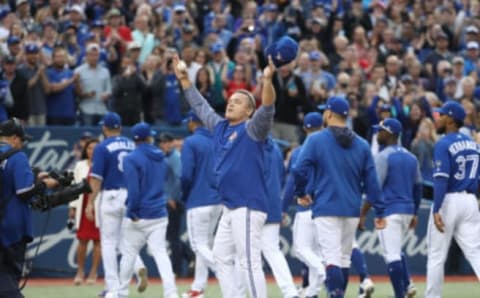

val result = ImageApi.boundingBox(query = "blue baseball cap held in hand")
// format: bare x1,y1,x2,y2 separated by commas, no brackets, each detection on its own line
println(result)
99,112,121,129
373,118,403,135
318,96,350,117
264,36,299,67
303,112,323,129
131,122,156,140
434,100,466,122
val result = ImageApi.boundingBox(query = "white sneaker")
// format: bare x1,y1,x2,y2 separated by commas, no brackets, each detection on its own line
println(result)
359,278,375,298
406,282,417,298
167,294,179,298
136,267,148,293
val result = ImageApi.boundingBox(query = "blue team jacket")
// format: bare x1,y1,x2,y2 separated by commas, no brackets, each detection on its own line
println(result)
264,137,285,223
123,143,168,219
293,127,385,218
0,144,35,246
181,127,221,209
213,120,269,212
184,86,274,214
375,145,423,216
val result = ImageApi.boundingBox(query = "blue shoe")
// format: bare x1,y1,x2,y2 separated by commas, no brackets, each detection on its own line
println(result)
98,290,107,297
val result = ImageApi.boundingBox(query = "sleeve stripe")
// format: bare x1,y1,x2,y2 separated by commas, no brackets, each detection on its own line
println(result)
16,185,34,194
89,173,104,180
433,173,449,178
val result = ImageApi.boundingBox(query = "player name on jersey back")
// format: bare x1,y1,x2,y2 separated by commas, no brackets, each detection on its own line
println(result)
448,139,480,155
106,140,135,152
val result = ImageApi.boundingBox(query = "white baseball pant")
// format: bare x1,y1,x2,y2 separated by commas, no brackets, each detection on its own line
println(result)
98,189,145,292
116,217,177,298
425,193,480,298
213,207,267,298
261,223,298,298
314,216,359,268
378,214,413,263
292,210,325,297
186,204,222,292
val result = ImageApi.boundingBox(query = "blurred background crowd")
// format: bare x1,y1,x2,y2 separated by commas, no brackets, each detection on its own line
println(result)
3,0,480,183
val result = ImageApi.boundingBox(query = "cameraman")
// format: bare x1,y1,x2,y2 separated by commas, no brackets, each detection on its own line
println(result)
0,118,57,298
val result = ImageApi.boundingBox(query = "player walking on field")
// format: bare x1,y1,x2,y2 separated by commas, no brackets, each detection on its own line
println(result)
426,101,480,298
173,53,276,298
85,112,147,296
293,96,386,298
283,112,325,298
360,118,422,298
116,122,178,298
181,112,222,298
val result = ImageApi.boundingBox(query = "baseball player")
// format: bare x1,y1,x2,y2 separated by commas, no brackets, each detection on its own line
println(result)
235,136,299,298
85,112,147,296
261,136,298,298
426,101,480,298
115,122,178,298
181,112,222,298
283,112,325,298
173,53,276,298
293,96,385,298
360,118,422,298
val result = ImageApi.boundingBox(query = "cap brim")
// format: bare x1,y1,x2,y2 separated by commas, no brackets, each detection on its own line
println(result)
433,107,445,115
317,104,327,111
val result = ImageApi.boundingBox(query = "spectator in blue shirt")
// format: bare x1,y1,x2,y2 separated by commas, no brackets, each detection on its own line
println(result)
44,46,79,125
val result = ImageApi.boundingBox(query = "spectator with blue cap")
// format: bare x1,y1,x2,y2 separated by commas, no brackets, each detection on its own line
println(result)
309,50,336,102
206,41,234,113
40,18,59,66
19,43,48,126
259,3,283,46
6,36,21,58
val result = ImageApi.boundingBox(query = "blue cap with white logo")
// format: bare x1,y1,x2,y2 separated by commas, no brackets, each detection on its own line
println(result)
373,118,402,135
303,112,323,129
434,100,466,122
131,122,156,140
25,43,39,53
264,36,299,67
318,96,350,117
99,112,121,129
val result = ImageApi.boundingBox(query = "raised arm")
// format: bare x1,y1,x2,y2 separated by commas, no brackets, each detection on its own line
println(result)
247,56,277,141
172,54,223,131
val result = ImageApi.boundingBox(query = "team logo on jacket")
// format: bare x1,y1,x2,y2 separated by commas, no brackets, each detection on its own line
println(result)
435,160,441,171
228,131,238,142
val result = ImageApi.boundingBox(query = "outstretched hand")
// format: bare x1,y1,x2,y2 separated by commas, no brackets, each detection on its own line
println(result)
172,54,189,81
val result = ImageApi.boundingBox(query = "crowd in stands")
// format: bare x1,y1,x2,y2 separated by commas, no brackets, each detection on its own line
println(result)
2,0,480,181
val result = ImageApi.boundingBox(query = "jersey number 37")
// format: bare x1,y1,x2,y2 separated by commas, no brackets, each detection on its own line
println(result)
454,154,479,180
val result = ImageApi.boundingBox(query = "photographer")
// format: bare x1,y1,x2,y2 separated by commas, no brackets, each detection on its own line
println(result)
0,118,58,298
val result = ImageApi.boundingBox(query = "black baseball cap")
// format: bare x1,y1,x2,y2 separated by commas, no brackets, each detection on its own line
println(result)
0,118,32,141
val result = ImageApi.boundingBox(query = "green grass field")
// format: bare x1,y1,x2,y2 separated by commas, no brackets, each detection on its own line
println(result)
23,280,479,298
